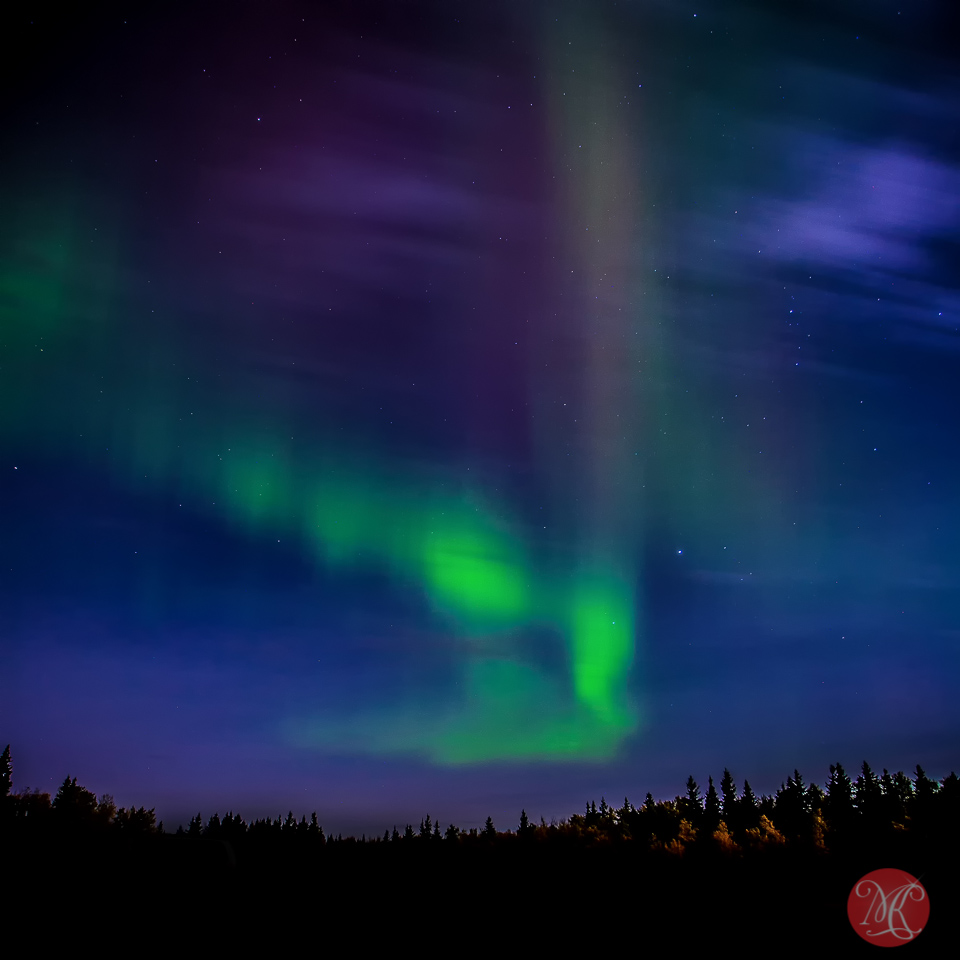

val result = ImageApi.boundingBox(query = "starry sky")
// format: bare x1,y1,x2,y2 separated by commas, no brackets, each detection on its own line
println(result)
3,0,959,834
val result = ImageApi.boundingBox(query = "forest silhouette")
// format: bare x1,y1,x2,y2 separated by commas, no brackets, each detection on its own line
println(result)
4,744,957,950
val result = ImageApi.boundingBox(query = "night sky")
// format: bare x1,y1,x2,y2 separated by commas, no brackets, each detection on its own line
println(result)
3,0,959,835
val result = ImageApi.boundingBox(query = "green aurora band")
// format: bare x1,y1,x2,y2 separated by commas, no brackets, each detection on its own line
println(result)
0,187,640,764
1,11,662,764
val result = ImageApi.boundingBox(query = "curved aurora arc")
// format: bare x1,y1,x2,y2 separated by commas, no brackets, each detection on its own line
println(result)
0,10,650,765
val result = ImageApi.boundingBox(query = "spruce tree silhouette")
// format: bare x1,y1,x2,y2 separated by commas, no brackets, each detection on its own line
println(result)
680,776,702,824
912,764,939,837
774,771,809,840
805,781,824,812
739,780,760,829
720,769,737,823
704,777,722,830
854,762,883,832
913,764,938,806
939,772,960,810
824,763,854,839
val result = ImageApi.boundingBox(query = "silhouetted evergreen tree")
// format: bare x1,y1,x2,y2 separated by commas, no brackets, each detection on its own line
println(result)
739,781,760,829
518,809,531,835
913,765,938,805
483,816,496,838
853,762,883,833
720,769,737,823
773,771,809,840
223,812,247,840
679,776,702,824
939,772,960,806
891,770,913,819
879,769,912,825
704,777,721,831
824,763,854,838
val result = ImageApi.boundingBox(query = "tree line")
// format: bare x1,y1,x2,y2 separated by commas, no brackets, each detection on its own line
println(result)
3,744,958,860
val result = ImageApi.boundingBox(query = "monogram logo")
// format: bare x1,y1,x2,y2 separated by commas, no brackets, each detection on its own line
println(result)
847,868,930,946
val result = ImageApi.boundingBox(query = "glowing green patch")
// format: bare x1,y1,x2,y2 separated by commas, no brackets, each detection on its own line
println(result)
569,574,635,722
421,527,528,622
0,195,646,766
290,656,640,764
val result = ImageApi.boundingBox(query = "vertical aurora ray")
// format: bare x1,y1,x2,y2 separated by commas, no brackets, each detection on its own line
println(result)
533,4,647,737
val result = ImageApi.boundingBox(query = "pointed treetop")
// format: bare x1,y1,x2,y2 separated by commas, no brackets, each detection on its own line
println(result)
720,769,736,799
914,764,939,800
704,777,722,821
827,763,853,799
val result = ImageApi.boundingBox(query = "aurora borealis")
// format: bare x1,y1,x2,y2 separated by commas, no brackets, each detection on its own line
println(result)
3,1,959,833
